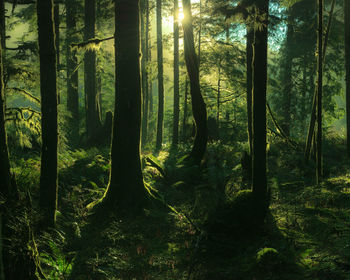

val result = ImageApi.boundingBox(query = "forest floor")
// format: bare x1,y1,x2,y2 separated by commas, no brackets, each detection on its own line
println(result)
8,138,350,280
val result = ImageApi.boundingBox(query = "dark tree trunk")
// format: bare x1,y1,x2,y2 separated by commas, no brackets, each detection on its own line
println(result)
102,0,146,213
0,35,11,203
182,0,208,164
246,25,253,155
281,21,293,137
0,0,5,49
141,0,149,147
54,4,60,104
198,0,201,67
156,0,164,151
182,76,189,141
316,0,323,185
252,0,268,198
173,0,180,146
345,0,350,157
37,0,58,228
66,0,79,146
84,0,102,144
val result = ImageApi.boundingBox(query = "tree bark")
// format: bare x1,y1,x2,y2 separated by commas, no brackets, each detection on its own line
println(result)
252,0,268,198
84,0,102,144
54,4,60,104
66,0,79,146
182,0,208,164
37,0,58,228
345,0,350,157
0,33,11,202
246,25,253,155
182,76,189,141
156,0,164,151
102,0,146,213
0,0,5,49
173,0,180,146
316,0,323,185
141,0,149,147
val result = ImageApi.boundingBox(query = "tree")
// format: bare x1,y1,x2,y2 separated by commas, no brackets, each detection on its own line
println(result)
246,24,253,155
66,0,79,145
316,0,323,185
141,0,149,146
156,0,164,151
182,0,208,164
252,0,268,198
101,0,146,213
37,0,58,227
173,0,180,146
345,0,350,157
280,19,293,137
84,0,102,144
0,45,11,200
54,3,60,104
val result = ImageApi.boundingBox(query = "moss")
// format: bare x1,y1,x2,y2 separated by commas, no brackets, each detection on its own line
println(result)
254,247,286,279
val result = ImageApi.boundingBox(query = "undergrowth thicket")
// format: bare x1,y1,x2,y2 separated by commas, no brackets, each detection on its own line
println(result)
6,134,350,280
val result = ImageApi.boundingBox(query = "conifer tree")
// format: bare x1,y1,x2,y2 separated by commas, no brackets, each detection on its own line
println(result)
37,0,58,227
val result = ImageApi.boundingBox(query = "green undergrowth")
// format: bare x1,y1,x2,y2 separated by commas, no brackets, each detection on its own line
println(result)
7,139,350,279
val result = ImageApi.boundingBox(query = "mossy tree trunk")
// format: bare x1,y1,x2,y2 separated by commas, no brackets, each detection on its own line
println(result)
37,0,58,228
182,0,208,165
156,0,164,151
173,0,180,146
252,0,268,198
316,0,323,185
66,0,79,146
345,0,350,157
246,25,253,155
84,0,102,144
102,0,146,213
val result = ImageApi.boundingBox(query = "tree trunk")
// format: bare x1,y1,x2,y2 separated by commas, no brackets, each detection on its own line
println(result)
198,0,201,67
182,76,189,141
252,0,268,198
182,0,208,164
0,44,11,199
156,0,164,151
37,0,58,228
147,0,153,126
345,0,350,157
316,0,323,185
173,0,180,146
304,0,334,162
102,0,146,213
246,25,253,155
281,21,293,137
66,0,79,146
84,0,102,144
0,0,5,50
141,0,149,147
54,4,60,104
